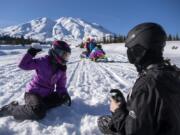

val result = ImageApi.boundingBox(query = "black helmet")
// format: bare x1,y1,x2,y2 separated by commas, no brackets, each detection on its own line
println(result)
52,40,71,53
125,22,167,64
125,22,166,49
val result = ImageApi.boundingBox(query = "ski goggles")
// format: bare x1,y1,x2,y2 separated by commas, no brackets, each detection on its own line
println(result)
53,48,71,61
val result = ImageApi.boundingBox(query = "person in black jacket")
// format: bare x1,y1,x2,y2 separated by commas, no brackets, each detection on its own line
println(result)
98,22,180,135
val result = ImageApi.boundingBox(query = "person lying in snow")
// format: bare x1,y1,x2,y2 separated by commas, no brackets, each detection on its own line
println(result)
0,41,71,120
89,45,106,61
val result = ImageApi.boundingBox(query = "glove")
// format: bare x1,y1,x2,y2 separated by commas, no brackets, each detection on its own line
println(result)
98,115,116,134
27,43,42,57
27,48,42,57
58,93,71,106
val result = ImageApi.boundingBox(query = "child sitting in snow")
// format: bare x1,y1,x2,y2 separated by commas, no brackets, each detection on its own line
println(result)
0,41,71,120
89,45,106,61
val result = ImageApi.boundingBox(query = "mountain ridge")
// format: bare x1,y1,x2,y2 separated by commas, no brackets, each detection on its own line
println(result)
0,17,113,44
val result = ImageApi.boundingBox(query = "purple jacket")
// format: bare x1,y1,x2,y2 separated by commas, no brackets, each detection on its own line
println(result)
18,53,67,97
89,49,105,59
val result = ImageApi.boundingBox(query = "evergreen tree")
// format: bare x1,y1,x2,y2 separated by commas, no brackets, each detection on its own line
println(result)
0,35,40,45
103,36,106,44
176,33,180,41
167,34,172,41
114,34,117,43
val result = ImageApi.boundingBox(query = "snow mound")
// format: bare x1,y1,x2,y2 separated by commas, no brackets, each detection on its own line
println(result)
0,41,180,135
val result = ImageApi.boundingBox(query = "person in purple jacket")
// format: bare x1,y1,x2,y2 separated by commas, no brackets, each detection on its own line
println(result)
89,45,106,61
0,40,71,120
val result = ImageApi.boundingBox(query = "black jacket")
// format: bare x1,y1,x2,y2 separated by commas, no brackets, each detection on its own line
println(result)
112,63,180,135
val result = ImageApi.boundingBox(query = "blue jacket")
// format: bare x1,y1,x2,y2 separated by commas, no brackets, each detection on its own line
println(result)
89,42,96,52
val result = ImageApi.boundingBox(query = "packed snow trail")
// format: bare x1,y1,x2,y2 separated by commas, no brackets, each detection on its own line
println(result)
0,42,180,135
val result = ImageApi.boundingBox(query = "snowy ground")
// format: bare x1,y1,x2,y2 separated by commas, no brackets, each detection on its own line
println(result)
0,41,180,135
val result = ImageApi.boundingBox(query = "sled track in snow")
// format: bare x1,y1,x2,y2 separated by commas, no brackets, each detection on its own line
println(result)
97,63,130,89
0,47,138,135
66,62,80,88
66,55,136,106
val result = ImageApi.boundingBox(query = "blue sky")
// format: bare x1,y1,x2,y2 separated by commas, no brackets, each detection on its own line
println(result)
0,0,179,35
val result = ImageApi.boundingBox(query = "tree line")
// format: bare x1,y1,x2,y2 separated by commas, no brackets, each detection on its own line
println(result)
97,34,180,44
167,34,180,41
0,35,45,45
0,33,179,45
96,34,126,44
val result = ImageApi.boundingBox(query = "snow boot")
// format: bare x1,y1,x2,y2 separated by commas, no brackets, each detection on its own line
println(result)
0,101,19,117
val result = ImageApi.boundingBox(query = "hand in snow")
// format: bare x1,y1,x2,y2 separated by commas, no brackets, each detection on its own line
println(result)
31,43,42,50
110,97,121,113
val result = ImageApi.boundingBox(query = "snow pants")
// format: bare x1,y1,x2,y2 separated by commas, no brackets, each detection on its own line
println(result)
6,92,63,120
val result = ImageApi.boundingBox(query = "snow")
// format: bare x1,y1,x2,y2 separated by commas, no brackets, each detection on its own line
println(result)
0,41,180,135
30,43,42,50
0,17,112,44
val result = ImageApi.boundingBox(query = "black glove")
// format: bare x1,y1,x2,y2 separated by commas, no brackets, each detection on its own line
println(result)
27,47,42,57
58,93,71,106
98,115,117,134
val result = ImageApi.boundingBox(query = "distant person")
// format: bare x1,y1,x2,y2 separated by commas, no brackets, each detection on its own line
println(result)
0,41,71,120
84,37,91,57
80,37,97,58
89,45,106,61
89,38,97,53
98,22,180,135
80,38,91,58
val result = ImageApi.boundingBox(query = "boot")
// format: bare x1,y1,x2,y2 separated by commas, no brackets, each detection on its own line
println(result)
0,101,19,117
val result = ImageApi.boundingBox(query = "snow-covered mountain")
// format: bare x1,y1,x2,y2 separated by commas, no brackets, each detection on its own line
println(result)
0,17,113,43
